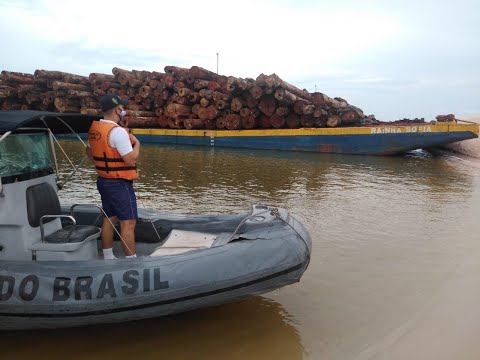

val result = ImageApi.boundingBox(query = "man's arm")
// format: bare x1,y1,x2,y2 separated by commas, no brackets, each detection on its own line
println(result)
122,134,140,166
86,146,94,162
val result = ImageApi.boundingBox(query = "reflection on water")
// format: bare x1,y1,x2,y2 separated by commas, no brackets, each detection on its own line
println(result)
5,140,480,359
0,297,303,360
55,142,474,216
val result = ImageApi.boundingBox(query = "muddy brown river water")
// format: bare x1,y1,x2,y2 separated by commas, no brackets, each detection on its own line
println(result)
2,142,480,360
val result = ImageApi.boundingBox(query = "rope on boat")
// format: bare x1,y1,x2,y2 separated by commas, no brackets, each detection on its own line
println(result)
0,131,12,144
38,118,308,258
39,118,137,255
229,206,311,262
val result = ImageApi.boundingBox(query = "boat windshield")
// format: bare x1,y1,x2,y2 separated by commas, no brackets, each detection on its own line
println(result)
0,132,54,183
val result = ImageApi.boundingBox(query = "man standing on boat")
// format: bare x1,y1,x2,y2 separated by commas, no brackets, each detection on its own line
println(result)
86,94,140,259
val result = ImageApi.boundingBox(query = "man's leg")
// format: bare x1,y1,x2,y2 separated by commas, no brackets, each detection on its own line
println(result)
101,216,118,259
120,219,136,256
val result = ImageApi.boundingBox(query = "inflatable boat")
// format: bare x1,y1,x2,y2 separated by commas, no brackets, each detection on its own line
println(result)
0,111,311,330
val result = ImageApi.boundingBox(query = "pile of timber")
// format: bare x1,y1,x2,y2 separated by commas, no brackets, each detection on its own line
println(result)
1,66,367,129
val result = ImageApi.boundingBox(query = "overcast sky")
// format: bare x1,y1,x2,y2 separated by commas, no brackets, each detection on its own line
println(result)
0,0,478,120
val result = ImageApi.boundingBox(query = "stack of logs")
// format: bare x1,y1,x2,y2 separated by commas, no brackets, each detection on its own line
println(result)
1,66,367,129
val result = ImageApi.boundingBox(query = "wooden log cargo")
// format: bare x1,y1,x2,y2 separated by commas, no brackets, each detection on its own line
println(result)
0,64,369,130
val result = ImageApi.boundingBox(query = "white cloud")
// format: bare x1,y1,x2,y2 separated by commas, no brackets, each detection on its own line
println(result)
0,0,478,119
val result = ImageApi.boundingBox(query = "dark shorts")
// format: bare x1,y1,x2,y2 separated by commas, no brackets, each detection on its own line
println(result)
97,177,138,220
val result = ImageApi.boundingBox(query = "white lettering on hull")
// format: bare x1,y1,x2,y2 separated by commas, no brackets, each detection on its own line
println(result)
370,126,432,134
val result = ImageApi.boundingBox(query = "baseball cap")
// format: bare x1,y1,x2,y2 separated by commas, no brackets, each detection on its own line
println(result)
100,94,129,112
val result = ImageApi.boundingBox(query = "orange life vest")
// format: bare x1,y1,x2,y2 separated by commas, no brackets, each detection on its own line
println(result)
88,121,138,180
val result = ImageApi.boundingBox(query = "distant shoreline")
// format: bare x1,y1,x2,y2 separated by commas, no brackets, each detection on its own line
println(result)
444,114,480,159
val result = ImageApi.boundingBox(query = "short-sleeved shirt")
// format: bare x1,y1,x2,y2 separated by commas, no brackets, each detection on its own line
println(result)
98,119,133,156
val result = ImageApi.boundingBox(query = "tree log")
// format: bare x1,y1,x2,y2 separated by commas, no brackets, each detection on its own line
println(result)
199,89,214,100
1,100,23,110
34,70,74,80
238,78,254,91
16,84,35,96
128,77,143,88
89,73,115,83
258,115,272,129
117,72,132,86
53,81,90,92
200,98,210,108
125,116,159,128
184,118,204,130
204,119,216,130
54,97,80,109
225,114,241,130
215,99,228,110
112,67,131,77
174,81,186,92
193,79,209,90
142,99,153,110
164,66,189,80
270,114,285,129
293,99,309,115
241,115,256,129
251,108,261,118
187,92,200,103
166,103,191,117
300,115,314,127
275,88,301,104
42,92,55,106
57,105,80,113
258,95,276,116
212,91,229,101
276,107,290,116
216,117,226,129
81,108,102,116
256,73,311,100
231,97,244,112
148,79,159,89
187,66,217,81
0,86,15,98
207,81,221,91
326,115,341,127
205,105,218,120
132,69,151,79
191,104,200,115
239,107,252,117
303,104,315,115
310,92,326,107
313,108,328,118
63,74,89,85
245,94,258,108
1,71,34,84
286,114,300,129
139,85,152,98
100,81,122,90
250,85,263,99
25,92,42,104
125,110,155,117
314,117,326,127
134,94,143,103
339,110,359,124
162,75,175,88
66,89,94,98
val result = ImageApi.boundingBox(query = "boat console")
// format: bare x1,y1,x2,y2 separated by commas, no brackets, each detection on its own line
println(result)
0,130,101,261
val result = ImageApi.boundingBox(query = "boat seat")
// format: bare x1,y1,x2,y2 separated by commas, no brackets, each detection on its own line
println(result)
26,182,101,259
44,225,100,243
150,229,217,256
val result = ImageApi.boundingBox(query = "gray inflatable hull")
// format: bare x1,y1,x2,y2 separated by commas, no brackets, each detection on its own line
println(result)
0,206,311,330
